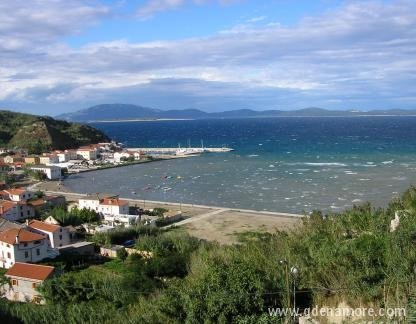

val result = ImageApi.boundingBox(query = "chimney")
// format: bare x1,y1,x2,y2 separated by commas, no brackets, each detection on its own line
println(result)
0,205,3,215
25,219,29,226
15,235,19,244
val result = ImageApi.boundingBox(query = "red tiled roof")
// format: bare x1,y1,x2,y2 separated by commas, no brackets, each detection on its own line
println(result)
5,188,27,195
6,262,54,281
27,198,46,207
0,200,17,214
0,228,46,244
28,220,60,233
100,198,128,206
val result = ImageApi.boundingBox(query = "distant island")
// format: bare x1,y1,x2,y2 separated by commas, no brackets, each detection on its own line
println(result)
0,110,110,154
57,103,416,122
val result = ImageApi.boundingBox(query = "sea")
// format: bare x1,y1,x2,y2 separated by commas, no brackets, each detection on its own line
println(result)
64,117,416,213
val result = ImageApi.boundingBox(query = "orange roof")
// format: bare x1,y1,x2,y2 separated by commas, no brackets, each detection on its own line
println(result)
27,198,46,207
0,200,17,214
5,188,27,195
0,228,46,244
100,198,129,206
28,220,60,233
6,262,54,281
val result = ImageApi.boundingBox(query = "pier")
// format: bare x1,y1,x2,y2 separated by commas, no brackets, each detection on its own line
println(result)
128,147,234,154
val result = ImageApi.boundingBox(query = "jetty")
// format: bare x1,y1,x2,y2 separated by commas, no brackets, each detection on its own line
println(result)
129,147,234,154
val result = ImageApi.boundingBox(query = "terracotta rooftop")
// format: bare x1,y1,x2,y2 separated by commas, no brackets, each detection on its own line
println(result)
6,262,54,281
0,228,46,245
5,188,27,195
100,198,129,206
0,200,17,214
28,220,61,233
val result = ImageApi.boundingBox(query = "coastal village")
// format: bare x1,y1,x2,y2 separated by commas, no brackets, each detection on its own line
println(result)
0,143,188,304
0,142,299,306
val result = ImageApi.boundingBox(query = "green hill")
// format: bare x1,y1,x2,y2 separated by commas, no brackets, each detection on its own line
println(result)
0,110,110,154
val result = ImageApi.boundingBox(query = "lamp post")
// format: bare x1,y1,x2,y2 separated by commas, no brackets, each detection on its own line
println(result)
279,260,290,311
279,260,299,323
290,266,299,322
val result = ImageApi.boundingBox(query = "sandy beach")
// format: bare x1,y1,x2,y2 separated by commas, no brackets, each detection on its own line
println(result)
35,180,302,244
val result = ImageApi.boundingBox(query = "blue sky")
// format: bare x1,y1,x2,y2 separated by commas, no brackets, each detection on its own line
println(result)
0,0,414,115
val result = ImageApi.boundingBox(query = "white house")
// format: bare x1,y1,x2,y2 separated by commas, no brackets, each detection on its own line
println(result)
0,228,49,268
39,155,59,165
29,165,62,180
99,197,129,215
65,149,78,161
0,200,35,222
1,188,34,202
114,152,132,163
28,220,71,248
4,262,54,304
78,195,129,215
77,147,98,160
53,150,69,163
0,200,20,221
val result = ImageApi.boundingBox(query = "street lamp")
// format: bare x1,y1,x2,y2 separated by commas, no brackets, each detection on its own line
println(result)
279,260,299,323
279,260,290,311
290,266,299,322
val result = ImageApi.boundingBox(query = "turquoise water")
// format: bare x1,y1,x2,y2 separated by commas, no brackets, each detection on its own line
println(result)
64,117,416,213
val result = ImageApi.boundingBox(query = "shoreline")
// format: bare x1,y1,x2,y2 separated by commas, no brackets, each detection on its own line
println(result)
39,187,303,219
33,181,302,244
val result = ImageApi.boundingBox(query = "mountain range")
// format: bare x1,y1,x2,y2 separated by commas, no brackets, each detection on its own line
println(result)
57,104,416,122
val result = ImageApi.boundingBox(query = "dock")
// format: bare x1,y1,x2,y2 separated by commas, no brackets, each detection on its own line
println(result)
128,147,234,154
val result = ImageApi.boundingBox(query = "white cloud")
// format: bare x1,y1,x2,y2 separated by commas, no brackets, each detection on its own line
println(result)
137,0,240,18
0,0,109,51
1,0,416,113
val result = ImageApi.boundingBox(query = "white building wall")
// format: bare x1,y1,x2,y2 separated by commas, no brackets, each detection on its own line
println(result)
0,239,48,269
78,199,100,211
5,278,44,303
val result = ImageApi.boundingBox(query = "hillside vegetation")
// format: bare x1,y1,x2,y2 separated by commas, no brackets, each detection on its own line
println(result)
1,187,416,322
0,110,110,153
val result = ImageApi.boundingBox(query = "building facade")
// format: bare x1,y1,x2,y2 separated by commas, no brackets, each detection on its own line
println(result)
4,262,54,304
28,220,71,248
29,165,62,180
0,228,49,268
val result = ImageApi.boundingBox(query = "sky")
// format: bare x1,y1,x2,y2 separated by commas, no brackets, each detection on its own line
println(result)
0,0,415,115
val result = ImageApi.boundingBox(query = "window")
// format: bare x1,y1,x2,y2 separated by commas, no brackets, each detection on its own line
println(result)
31,282,37,288
20,212,23,217
7,252,11,259
24,251,29,258
23,243,27,247
11,279,18,286
27,210,30,215
34,240,40,244
59,235,62,240
36,249,40,256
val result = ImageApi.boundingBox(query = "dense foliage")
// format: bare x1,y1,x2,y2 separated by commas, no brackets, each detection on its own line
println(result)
45,206,100,226
0,110,109,153
1,187,416,322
